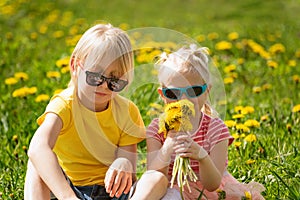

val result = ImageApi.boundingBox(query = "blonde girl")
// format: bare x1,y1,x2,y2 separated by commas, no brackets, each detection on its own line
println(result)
24,24,145,200
131,44,264,200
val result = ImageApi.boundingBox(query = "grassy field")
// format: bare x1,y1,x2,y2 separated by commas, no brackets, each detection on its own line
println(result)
1,0,300,199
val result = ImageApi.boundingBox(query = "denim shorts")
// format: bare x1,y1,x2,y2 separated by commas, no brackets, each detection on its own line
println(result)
51,170,130,200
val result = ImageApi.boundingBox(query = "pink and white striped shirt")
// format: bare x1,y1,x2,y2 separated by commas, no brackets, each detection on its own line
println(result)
147,112,234,176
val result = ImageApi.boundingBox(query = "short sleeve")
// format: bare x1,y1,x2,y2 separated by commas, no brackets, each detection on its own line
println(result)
118,101,146,146
36,95,72,132
146,118,165,144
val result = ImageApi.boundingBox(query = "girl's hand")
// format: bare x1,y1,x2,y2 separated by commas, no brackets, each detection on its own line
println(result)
104,157,133,198
173,133,205,160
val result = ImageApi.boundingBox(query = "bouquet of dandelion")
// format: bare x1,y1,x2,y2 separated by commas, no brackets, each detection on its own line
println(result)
158,99,198,199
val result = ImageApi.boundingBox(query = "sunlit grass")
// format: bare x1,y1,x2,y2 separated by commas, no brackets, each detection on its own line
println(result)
1,0,300,199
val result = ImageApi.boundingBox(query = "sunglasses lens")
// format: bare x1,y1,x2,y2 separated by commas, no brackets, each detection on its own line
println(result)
163,88,181,100
86,72,103,86
107,79,128,92
187,86,203,97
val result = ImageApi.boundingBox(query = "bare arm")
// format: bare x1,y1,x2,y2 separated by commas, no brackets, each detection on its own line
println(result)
105,144,137,198
175,134,228,191
27,113,78,200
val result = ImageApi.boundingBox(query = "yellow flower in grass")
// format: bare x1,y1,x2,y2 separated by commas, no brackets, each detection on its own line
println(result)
241,106,255,114
292,104,300,113
35,94,50,102
234,106,244,113
260,115,269,121
215,41,232,50
267,60,278,69
224,120,236,128
292,75,300,84
224,77,234,84
246,159,256,165
228,32,239,41
234,141,242,148
252,86,262,93
232,114,244,119
207,32,219,40
56,56,70,67
295,49,300,58
236,124,250,133
269,43,285,54
262,83,272,90
12,87,37,97
288,60,296,67
231,133,239,139
5,77,18,85
244,191,252,199
47,71,61,78
244,133,257,142
14,72,29,80
224,64,236,73
244,119,260,128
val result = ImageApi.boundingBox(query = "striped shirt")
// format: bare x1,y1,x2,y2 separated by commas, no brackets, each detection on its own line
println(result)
147,112,234,176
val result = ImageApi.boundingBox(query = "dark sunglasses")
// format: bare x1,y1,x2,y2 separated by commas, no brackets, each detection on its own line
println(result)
162,84,207,100
85,71,128,92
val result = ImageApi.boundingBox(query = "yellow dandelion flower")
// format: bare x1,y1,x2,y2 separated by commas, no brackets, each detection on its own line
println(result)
288,60,296,67
246,159,256,165
35,94,50,102
286,123,292,131
244,119,260,128
52,30,64,38
224,64,236,73
240,133,246,138
12,135,18,142
244,133,257,142
237,58,245,65
224,77,234,84
244,191,252,199
61,66,70,74
56,56,70,68
260,115,269,121
292,75,300,84
12,87,36,97
234,141,242,148
232,114,244,119
207,32,219,40
195,34,206,42
39,24,48,34
47,71,61,78
269,43,285,54
236,124,250,133
5,77,18,85
252,86,262,93
262,83,272,90
228,32,239,41
14,72,29,80
292,104,300,113
234,106,244,113
30,32,38,40
267,60,278,69
215,41,232,50
28,87,37,94
224,120,236,128
232,133,239,139
241,106,255,114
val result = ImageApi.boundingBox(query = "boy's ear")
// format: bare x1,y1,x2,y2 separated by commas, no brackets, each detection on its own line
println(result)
157,88,163,97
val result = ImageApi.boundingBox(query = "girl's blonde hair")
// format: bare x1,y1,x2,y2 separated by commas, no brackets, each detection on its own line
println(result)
69,23,134,87
156,44,214,116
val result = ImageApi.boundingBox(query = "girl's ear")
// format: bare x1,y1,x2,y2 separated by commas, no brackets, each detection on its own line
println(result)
157,88,163,97
70,57,77,76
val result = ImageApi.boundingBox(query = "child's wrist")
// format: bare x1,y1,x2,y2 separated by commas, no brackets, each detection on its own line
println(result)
197,147,208,161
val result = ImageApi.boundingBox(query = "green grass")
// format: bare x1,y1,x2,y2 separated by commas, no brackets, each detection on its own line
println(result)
1,0,300,199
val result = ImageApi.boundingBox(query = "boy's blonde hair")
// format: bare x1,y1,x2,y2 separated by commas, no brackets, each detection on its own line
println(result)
69,23,134,87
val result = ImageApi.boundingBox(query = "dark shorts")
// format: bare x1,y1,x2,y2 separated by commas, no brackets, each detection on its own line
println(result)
51,170,130,200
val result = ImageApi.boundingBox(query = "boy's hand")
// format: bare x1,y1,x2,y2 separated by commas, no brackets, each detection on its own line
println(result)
104,157,133,198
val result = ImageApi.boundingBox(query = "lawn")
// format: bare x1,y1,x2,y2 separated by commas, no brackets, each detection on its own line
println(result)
0,0,300,199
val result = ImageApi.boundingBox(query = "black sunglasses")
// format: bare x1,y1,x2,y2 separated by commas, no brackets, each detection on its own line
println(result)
85,71,128,92
162,84,207,100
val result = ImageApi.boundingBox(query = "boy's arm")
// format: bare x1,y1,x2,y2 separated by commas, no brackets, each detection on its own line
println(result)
27,112,78,200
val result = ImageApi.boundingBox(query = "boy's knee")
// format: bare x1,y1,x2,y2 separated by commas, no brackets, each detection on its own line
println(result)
143,170,168,186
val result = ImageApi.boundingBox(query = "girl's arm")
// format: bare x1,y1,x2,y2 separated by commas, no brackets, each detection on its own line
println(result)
104,144,137,198
175,135,228,191
27,112,78,200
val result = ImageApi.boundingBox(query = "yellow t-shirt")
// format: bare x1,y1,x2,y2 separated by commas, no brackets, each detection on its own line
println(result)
37,87,145,186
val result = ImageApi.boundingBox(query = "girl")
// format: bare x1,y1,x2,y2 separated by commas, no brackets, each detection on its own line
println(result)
24,24,145,200
131,44,265,200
